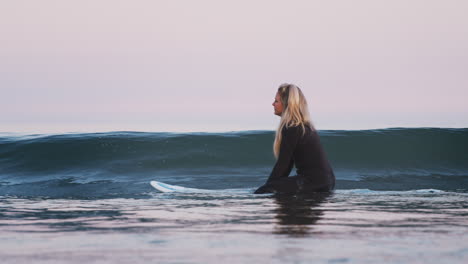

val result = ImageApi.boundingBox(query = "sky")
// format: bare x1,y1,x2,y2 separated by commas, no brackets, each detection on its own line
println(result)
1,0,467,133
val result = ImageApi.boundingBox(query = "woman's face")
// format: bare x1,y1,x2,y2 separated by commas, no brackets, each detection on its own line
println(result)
272,92,284,116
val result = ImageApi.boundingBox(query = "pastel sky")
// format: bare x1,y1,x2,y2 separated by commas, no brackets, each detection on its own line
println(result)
1,0,467,133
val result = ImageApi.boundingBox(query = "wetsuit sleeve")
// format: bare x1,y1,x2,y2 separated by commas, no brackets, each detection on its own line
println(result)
266,126,300,183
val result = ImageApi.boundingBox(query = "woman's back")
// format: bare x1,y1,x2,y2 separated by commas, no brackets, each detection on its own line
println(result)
291,126,335,190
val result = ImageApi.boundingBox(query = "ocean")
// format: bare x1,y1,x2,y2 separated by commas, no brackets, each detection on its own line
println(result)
1,128,467,263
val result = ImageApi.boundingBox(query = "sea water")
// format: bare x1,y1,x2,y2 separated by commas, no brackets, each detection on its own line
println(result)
1,128,467,263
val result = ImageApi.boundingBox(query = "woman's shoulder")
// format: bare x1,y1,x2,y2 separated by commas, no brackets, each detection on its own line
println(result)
282,124,300,132
282,123,314,135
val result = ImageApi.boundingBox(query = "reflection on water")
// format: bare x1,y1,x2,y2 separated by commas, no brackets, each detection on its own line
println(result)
1,191,468,263
273,193,330,237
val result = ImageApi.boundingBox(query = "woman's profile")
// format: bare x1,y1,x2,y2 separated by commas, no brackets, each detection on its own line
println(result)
255,83,335,194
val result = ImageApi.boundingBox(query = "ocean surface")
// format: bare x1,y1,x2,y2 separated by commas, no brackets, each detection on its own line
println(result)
1,128,467,263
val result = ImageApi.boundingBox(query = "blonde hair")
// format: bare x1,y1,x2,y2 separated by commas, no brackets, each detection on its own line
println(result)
273,83,315,158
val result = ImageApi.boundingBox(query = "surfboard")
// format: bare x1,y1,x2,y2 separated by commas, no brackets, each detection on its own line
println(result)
150,181,212,193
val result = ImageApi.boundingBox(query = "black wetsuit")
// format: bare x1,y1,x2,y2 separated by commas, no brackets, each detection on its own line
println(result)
254,125,335,194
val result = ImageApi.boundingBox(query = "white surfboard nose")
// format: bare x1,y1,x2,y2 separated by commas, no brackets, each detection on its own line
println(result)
150,180,211,193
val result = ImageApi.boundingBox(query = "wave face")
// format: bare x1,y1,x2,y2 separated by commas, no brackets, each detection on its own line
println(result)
0,128,467,198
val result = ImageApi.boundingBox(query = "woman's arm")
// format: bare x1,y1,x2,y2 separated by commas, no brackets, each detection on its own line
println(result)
265,125,301,183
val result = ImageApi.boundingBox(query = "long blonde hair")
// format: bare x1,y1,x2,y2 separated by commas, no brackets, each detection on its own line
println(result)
273,83,315,158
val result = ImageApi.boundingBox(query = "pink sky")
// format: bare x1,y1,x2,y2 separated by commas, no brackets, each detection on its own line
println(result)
1,0,467,132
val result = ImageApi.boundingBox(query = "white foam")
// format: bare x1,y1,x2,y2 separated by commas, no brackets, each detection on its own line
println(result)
336,188,448,195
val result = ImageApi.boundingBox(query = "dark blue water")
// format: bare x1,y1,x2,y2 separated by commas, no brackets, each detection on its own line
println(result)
1,128,467,198
1,128,467,263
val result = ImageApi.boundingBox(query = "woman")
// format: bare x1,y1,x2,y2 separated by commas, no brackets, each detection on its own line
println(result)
254,83,335,194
